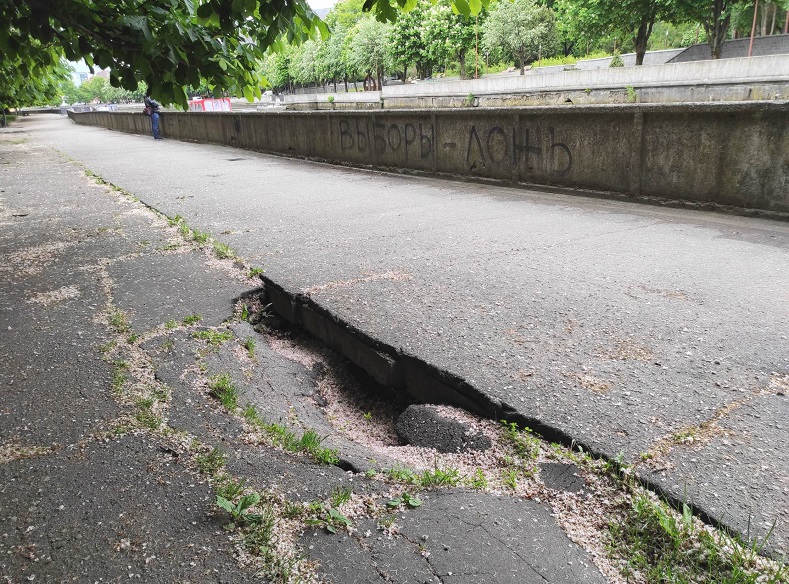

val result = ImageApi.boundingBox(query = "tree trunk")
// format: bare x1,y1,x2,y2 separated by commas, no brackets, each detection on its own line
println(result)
344,76,349,92
403,65,407,82
706,0,732,59
769,2,777,35
377,70,382,92
518,53,525,75
633,13,656,66
459,48,467,79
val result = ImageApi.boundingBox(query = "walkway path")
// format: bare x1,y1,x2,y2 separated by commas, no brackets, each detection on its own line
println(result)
3,115,787,579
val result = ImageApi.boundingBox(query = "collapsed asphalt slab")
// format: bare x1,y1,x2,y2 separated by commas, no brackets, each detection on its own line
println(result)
31,114,789,556
0,117,625,582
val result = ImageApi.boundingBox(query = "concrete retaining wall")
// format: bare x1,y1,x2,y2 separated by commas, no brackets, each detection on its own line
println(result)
382,54,789,100
69,101,789,215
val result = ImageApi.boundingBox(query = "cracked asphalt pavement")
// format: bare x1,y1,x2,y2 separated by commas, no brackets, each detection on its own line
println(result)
1,116,614,582
43,112,789,556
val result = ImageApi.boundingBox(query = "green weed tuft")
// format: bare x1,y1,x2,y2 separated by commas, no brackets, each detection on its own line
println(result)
193,329,234,345
196,447,225,475
207,372,239,411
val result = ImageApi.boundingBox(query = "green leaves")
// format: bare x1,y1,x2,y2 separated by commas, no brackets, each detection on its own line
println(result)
386,492,423,509
216,492,265,525
304,506,352,533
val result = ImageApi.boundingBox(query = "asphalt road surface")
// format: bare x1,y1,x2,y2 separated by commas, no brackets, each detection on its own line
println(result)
33,114,789,557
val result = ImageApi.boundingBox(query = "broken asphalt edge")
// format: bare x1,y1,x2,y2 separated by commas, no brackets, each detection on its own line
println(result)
259,274,785,561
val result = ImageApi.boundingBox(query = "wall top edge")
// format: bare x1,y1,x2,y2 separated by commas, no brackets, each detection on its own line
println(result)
69,100,789,117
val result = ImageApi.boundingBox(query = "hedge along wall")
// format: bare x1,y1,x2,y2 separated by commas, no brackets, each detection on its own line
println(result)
69,102,789,215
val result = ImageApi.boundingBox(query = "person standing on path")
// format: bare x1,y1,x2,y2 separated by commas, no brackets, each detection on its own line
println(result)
143,95,162,140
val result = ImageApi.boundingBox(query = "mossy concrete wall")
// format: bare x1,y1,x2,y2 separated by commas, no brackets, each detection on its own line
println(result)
69,102,789,215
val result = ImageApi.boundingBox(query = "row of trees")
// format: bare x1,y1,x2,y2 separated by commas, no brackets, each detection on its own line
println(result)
258,0,788,94
59,76,147,105
2,0,788,113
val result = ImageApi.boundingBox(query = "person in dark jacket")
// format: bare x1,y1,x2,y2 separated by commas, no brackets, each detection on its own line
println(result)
143,95,162,140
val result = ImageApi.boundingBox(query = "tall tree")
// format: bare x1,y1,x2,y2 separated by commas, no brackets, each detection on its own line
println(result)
348,16,391,89
483,0,559,74
0,0,327,107
388,3,428,80
556,0,677,65
677,0,747,58
423,0,481,79
2,0,490,109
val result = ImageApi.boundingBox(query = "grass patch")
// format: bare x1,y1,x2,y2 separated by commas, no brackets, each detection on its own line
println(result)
192,329,234,345
207,372,239,411
242,337,255,358
243,405,339,465
608,493,786,583
501,420,541,461
216,476,247,501
192,230,210,244
135,397,162,429
213,241,235,259
182,314,202,325
330,485,353,507
107,307,130,334
111,359,129,394
195,447,226,475
467,468,488,490
99,340,117,354
248,267,264,278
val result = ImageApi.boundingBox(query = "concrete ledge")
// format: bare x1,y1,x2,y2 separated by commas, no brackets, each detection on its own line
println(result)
383,54,789,98
69,101,789,215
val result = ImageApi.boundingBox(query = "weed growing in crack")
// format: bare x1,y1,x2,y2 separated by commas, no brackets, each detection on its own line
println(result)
304,506,351,534
242,337,256,358
330,485,353,508
107,307,130,334
167,214,183,227
467,468,488,490
282,500,305,519
248,267,264,278
501,467,519,491
243,404,339,465
501,420,540,460
164,319,179,330
243,505,276,554
135,397,163,430
213,241,235,260
208,372,239,411
160,338,175,351
607,493,787,583
386,492,422,510
217,492,264,526
419,466,461,488
111,360,129,394
193,329,234,346
196,447,226,476
386,466,417,483
99,340,117,354
216,476,247,501
182,314,202,325
126,332,139,344
192,230,210,245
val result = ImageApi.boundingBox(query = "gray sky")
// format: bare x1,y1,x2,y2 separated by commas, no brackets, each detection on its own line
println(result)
308,0,338,10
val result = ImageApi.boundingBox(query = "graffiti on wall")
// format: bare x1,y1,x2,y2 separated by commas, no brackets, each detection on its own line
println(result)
339,119,433,160
337,118,573,177
463,125,572,177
